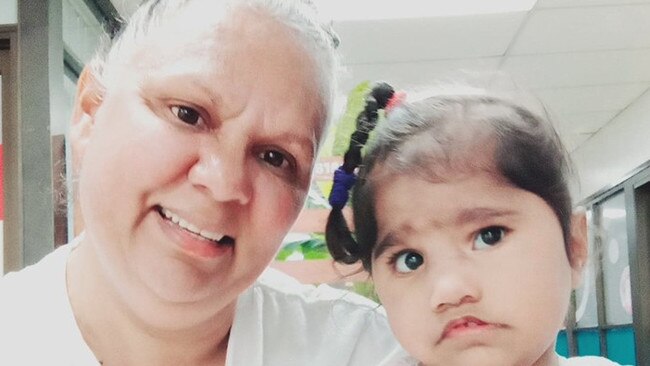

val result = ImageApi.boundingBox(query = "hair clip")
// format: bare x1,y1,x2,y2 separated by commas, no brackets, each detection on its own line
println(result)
385,90,407,115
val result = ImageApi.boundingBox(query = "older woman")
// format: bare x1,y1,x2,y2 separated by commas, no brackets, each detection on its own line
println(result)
0,1,404,365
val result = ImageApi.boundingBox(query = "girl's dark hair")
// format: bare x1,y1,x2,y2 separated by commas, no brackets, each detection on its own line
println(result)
325,82,394,264
326,94,574,272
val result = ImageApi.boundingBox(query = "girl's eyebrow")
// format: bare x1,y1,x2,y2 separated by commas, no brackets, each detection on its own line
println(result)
454,207,518,226
373,232,399,260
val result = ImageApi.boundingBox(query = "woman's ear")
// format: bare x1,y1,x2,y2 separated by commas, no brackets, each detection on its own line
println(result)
569,209,589,289
70,67,103,237
70,66,103,171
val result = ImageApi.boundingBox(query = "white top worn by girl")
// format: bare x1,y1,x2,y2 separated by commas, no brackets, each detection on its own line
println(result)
390,355,627,366
558,355,628,366
0,237,407,366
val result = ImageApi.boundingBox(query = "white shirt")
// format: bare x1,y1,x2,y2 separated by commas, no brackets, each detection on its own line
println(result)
0,239,406,365
558,355,628,366
383,354,627,366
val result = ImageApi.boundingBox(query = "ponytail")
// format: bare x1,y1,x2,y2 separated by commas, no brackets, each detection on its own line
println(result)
325,81,397,267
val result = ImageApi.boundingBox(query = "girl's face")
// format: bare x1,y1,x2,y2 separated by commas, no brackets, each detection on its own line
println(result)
74,8,324,318
371,171,586,366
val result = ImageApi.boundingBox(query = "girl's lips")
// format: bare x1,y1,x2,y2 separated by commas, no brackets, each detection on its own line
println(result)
438,316,501,343
156,208,234,259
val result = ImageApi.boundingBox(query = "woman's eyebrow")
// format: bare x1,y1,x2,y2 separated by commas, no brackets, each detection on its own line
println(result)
254,131,318,164
141,73,222,107
278,132,317,159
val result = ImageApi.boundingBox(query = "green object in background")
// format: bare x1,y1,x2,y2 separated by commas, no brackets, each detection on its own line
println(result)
351,281,380,303
276,234,331,261
331,81,371,156
276,234,381,304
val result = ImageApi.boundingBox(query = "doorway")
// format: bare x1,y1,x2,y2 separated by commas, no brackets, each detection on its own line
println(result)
631,176,650,365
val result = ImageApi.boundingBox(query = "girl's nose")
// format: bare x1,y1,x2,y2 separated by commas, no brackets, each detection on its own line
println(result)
428,262,481,313
188,143,252,205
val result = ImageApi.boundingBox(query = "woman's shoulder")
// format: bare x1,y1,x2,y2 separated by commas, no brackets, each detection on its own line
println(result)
559,355,629,366
0,242,73,302
227,267,405,366
0,242,94,364
252,266,385,314
0,242,75,333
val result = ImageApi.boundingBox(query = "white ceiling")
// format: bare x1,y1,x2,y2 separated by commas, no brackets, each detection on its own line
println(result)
111,0,650,152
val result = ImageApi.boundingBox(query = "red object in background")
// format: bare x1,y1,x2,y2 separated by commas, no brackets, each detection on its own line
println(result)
0,144,3,220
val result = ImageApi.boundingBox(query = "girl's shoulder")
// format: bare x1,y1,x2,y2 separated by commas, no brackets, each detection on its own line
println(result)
559,355,628,366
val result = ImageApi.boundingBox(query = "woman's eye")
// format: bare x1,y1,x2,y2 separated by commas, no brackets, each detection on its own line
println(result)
259,150,291,169
473,226,505,250
171,105,202,126
394,251,424,273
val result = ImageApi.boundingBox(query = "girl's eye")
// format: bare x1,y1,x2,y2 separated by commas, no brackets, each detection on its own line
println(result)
473,226,506,250
171,105,202,126
394,251,424,273
259,149,291,169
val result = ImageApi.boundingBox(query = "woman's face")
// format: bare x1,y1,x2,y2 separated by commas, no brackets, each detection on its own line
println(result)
371,171,585,366
75,8,325,311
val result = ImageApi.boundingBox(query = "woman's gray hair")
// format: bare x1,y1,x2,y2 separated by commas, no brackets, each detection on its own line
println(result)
88,0,340,122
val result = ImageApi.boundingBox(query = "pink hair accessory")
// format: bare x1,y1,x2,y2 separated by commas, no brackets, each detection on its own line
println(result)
385,90,407,114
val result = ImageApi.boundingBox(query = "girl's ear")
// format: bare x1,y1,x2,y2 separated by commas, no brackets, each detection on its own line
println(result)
70,66,104,172
569,209,589,289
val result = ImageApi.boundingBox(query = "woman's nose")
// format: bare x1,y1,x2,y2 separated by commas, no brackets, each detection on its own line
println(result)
428,261,481,313
188,143,252,205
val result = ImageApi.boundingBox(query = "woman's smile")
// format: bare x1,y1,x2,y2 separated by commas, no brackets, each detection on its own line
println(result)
157,206,235,259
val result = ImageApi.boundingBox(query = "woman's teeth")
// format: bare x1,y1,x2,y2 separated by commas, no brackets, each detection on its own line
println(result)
160,207,225,242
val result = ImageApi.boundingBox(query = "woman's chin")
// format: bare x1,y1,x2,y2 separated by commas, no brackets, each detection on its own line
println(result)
135,260,228,305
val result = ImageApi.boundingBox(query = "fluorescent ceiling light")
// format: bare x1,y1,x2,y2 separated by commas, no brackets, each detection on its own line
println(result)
314,0,538,21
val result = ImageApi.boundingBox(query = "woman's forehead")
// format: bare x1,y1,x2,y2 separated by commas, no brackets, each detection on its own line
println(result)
123,7,266,68
115,6,322,99
99,3,328,141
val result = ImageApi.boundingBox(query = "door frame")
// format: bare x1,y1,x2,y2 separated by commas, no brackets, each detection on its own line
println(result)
0,26,22,274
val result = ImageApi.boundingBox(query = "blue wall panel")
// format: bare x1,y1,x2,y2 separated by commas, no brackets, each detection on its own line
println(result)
606,327,636,365
576,330,601,356
556,331,569,357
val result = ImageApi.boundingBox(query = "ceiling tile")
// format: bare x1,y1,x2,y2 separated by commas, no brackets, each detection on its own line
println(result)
536,84,649,115
339,57,502,92
501,49,650,89
562,132,593,152
510,5,650,55
334,11,526,64
537,0,650,8
556,110,619,151
555,110,619,134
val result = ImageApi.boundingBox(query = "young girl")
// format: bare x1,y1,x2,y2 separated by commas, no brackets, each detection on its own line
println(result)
327,92,627,366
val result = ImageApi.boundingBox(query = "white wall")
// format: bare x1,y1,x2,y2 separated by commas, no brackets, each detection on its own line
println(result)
0,0,17,25
572,88,650,201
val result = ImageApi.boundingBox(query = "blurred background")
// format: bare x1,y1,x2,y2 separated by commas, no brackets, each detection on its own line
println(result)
1,0,649,364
